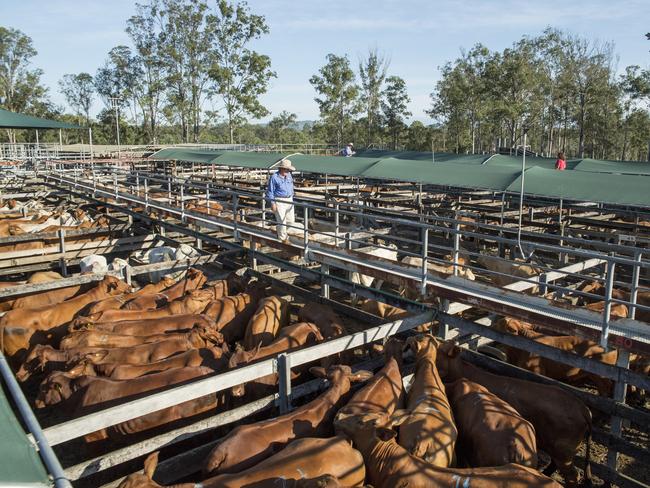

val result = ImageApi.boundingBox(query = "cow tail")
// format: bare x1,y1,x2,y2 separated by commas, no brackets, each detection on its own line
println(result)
583,413,593,488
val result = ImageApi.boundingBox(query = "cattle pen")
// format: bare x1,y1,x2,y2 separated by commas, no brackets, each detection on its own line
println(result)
0,147,649,488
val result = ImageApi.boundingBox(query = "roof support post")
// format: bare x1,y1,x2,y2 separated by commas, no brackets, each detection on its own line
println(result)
88,127,94,161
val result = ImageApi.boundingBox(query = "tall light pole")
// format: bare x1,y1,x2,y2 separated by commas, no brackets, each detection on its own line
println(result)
108,97,122,158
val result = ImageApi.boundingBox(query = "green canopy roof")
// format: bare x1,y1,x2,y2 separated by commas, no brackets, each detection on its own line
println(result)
148,147,650,207
0,388,49,486
0,108,83,129
505,166,650,207
150,148,224,163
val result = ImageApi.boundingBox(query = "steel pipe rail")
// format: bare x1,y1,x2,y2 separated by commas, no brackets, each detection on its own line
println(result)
45,171,650,353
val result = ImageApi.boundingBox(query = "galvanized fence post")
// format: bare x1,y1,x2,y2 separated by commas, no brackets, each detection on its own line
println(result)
420,228,429,297
144,178,149,210
277,353,292,414
321,264,330,299
452,221,461,276
303,205,309,259
58,229,67,276
606,250,641,473
233,194,239,242
180,183,185,223
334,202,340,248
600,259,616,348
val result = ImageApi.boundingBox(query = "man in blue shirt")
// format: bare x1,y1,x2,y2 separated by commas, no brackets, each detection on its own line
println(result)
266,159,295,242
340,142,355,157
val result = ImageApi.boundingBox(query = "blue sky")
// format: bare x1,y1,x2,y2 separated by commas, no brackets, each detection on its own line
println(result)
2,0,649,122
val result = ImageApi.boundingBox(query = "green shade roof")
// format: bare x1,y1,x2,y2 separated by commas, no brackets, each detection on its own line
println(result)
150,148,224,163
0,388,49,486
149,147,650,207
361,158,521,190
506,167,650,207
572,158,650,175
211,151,283,168
291,155,383,176
0,108,83,129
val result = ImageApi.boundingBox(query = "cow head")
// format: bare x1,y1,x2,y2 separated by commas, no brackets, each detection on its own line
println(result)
16,345,56,382
225,272,249,295
101,276,131,295
183,289,215,314
434,341,464,381
406,334,440,359
493,317,525,336
309,365,373,390
383,337,404,366
116,452,176,488
334,411,398,447
228,343,262,397
35,371,78,408
192,327,224,347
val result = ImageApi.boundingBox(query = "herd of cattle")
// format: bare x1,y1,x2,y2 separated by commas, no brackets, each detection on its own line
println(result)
0,195,648,487
0,261,645,487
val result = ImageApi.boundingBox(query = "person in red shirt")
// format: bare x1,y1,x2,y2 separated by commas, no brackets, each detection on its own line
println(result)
555,151,567,171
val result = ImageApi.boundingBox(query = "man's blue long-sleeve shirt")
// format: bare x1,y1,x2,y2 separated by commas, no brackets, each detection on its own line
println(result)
266,171,294,202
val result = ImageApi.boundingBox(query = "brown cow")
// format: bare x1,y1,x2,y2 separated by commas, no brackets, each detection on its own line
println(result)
398,334,457,467
36,365,213,409
79,288,215,323
160,268,206,301
117,452,195,488
1,277,130,360
243,295,289,350
360,300,409,320
95,346,230,380
446,378,537,468
203,287,265,344
578,281,650,323
70,314,215,336
121,293,169,311
204,365,372,476
494,317,615,396
85,277,175,315
297,302,346,339
435,341,592,487
229,322,324,398
60,326,223,350
22,329,218,377
0,271,69,311
1,276,129,330
336,337,404,422
334,413,561,488
201,437,365,488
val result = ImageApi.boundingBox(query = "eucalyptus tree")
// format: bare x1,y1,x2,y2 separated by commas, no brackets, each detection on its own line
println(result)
310,53,360,147
157,0,216,142
127,1,167,143
381,76,411,149
58,73,95,125
0,26,50,141
358,48,389,146
207,0,276,144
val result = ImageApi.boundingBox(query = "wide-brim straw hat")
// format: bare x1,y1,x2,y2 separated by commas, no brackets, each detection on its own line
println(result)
278,159,296,171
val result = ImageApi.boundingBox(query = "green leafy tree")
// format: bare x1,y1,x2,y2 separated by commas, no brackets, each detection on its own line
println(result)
127,1,167,143
268,110,297,143
0,26,51,141
358,48,388,146
310,53,360,147
58,73,95,126
381,76,411,149
158,0,216,142
208,0,276,144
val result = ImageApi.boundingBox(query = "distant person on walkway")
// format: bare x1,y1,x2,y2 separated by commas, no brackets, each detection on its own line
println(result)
340,142,355,157
555,151,567,171
266,159,295,242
